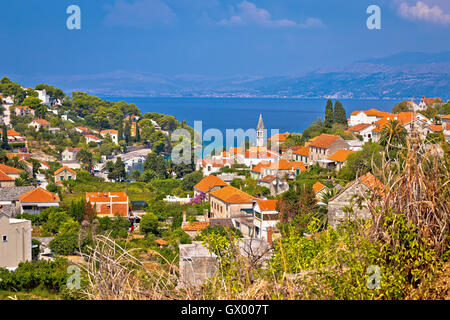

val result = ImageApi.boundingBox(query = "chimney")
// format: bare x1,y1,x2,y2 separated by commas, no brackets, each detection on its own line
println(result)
267,227,273,245
182,211,186,223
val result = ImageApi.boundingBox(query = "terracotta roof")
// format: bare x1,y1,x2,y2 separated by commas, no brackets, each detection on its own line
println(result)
446,123,450,130
266,159,306,172
257,199,278,211
19,187,60,203
155,238,169,245
6,153,30,160
67,147,81,152
194,175,228,193
422,97,442,105
327,149,356,163
293,146,309,157
268,132,290,142
182,221,209,231
260,175,276,183
251,161,272,173
359,172,386,196
101,129,118,134
347,123,372,133
6,130,21,136
313,182,327,194
210,185,256,204
84,134,102,141
442,114,450,120
86,192,128,203
308,134,341,149
350,109,390,117
0,170,14,181
244,149,279,159
428,125,442,132
16,106,33,111
200,158,235,168
32,119,50,125
41,162,50,168
54,166,77,176
0,164,24,174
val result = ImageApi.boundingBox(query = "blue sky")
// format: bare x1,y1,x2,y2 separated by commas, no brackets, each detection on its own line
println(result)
1,0,450,78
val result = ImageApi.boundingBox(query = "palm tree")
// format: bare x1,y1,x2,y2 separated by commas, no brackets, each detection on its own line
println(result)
318,187,338,226
379,120,406,149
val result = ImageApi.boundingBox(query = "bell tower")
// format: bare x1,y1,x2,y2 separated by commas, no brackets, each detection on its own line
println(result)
256,114,265,148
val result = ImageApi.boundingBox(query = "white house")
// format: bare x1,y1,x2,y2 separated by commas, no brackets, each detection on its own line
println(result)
28,119,51,131
84,134,103,145
100,129,119,145
349,109,391,127
0,210,32,269
252,200,279,242
417,96,443,111
36,89,51,106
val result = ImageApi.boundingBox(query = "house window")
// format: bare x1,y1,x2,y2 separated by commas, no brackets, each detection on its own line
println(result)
60,176,64,181
68,176,72,180
2,235,8,243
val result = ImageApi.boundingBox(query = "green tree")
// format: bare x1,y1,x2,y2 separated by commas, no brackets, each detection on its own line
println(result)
379,120,407,150
392,101,412,113
333,100,347,125
77,148,93,172
324,99,334,128
181,170,203,190
1,125,10,150
140,212,159,235
144,152,167,179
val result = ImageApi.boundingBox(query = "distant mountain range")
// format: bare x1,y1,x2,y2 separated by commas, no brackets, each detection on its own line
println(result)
12,51,450,100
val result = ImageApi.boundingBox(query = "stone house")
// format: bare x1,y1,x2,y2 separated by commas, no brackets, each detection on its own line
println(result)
293,146,309,163
28,119,50,131
0,186,34,216
261,159,307,179
307,134,350,167
62,148,81,162
54,166,77,184
257,175,289,196
327,172,385,228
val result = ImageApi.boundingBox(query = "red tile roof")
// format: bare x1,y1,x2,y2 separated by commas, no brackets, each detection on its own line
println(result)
327,149,356,163
194,175,228,193
428,125,442,132
308,134,341,149
347,123,372,133
210,185,256,204
33,119,50,125
54,166,77,176
0,164,24,174
266,159,306,172
86,192,128,203
313,182,327,194
84,134,102,141
251,161,272,173
257,199,278,211
293,146,309,157
0,170,14,181
19,187,60,203
155,238,169,245
422,97,442,105
182,221,210,231
259,175,276,183
101,129,118,134
442,114,450,120
359,172,386,196
350,109,391,117
268,132,290,142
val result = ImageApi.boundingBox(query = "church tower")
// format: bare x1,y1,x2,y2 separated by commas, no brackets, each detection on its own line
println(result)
256,113,265,148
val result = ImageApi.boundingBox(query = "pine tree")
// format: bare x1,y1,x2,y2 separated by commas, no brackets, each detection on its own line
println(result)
135,122,140,142
118,119,124,143
324,99,334,128
334,100,347,125
124,121,131,144
1,125,10,150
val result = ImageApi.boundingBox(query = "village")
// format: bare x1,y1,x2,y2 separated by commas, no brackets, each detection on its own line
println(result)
0,77,449,298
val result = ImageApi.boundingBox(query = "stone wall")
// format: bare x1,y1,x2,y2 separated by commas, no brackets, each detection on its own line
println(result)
327,181,371,228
